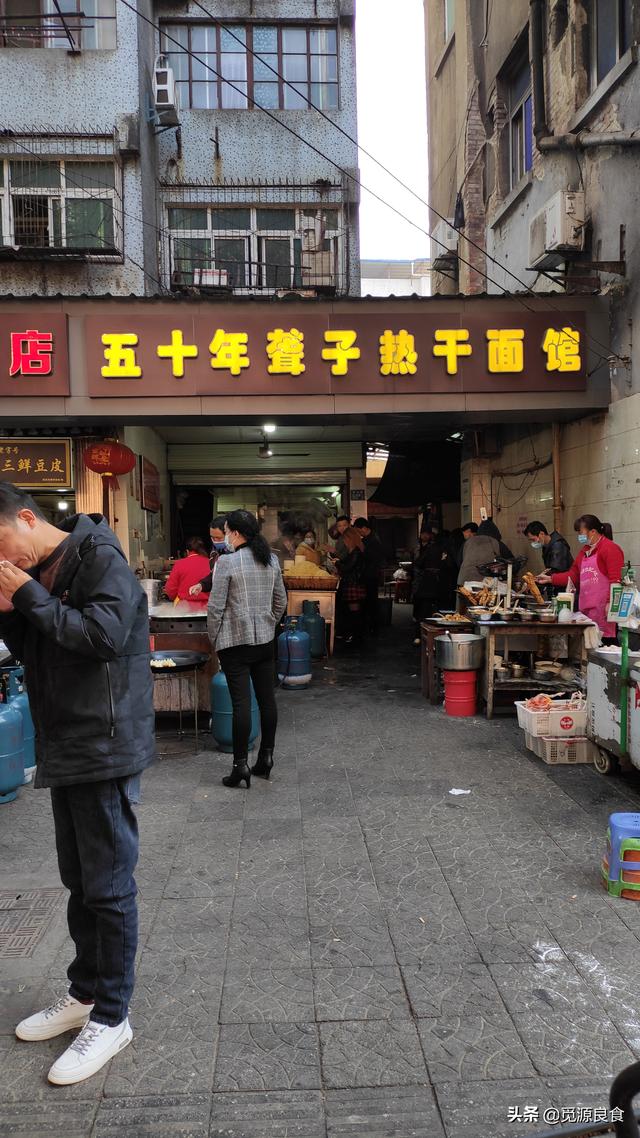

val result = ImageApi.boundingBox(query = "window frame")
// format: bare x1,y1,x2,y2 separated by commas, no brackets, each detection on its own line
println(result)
161,21,340,112
588,0,633,90
167,205,341,292
0,0,117,50
507,57,533,190
0,158,120,254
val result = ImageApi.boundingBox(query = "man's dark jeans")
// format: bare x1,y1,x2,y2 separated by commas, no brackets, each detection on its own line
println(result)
218,640,277,762
50,774,140,1027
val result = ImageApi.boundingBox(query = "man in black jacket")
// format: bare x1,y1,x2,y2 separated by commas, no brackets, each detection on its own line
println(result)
353,517,386,634
0,484,154,1086
524,521,573,574
188,514,227,597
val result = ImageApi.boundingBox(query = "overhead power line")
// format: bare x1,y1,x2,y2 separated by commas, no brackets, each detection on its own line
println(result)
183,0,621,366
120,0,615,371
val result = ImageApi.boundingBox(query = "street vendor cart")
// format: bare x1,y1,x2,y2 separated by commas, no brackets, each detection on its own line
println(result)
586,580,640,775
587,649,640,774
477,619,592,719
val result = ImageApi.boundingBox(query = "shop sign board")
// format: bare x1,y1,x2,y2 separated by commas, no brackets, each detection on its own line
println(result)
80,310,589,398
0,438,73,489
140,456,161,512
0,316,70,397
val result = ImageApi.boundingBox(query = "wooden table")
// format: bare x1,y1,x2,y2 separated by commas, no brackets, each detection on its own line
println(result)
286,588,337,655
420,618,474,704
476,620,592,718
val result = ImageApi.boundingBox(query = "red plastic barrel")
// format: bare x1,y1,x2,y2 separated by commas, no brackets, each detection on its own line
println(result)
443,669,477,717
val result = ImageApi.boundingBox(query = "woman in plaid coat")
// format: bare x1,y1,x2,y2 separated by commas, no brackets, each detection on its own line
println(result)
207,510,287,788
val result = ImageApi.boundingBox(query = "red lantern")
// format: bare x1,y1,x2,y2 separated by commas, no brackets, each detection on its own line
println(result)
83,440,136,491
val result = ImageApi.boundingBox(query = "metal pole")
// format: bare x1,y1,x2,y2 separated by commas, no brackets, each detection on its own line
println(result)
620,624,630,760
552,423,562,535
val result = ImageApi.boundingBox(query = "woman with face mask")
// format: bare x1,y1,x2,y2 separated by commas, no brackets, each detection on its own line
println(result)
189,516,228,598
537,514,625,641
295,529,323,567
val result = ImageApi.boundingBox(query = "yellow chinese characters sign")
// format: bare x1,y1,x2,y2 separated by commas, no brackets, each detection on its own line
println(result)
82,309,591,398
0,439,72,489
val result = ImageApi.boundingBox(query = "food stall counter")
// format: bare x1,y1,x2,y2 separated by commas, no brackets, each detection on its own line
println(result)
149,602,217,712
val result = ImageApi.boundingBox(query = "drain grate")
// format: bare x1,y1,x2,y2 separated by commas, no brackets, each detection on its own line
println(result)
0,888,65,958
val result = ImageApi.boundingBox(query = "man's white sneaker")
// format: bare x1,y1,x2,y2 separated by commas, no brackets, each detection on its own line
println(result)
48,1018,132,1086
15,994,94,1042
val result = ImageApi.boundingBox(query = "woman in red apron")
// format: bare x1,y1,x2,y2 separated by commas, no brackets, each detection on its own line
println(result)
537,514,625,642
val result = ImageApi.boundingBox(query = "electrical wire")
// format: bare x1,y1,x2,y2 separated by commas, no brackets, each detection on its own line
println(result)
178,0,622,368
6,2,618,371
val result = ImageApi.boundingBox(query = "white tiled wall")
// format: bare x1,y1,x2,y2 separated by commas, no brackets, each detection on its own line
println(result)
460,392,640,576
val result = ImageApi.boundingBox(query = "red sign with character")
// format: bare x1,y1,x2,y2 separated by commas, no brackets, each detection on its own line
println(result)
0,315,69,397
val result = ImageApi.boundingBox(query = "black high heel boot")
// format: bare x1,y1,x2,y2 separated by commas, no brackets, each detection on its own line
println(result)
251,748,274,780
222,760,251,789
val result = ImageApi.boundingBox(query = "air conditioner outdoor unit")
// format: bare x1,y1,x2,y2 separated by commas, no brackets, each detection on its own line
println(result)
431,218,458,270
301,251,334,287
153,54,180,126
193,268,230,288
528,190,585,270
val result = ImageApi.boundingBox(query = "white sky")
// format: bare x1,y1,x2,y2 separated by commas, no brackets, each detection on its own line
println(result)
356,0,430,261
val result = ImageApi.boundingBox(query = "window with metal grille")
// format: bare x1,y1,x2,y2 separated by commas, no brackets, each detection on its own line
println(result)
0,159,119,252
162,22,339,111
0,0,116,50
167,205,341,291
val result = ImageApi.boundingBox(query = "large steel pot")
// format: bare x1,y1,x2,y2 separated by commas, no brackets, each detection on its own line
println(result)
140,579,161,607
435,633,485,671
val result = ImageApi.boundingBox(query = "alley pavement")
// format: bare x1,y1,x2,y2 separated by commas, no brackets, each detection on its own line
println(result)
3,609,640,1137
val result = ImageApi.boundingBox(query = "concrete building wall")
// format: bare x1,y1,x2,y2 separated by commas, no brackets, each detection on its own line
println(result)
1,0,359,299
426,0,640,575
115,426,171,567
157,0,360,294
0,0,156,296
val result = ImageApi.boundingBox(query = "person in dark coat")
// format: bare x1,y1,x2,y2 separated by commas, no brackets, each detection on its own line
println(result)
411,528,442,639
334,525,365,644
477,517,514,561
0,484,154,1087
353,517,386,634
189,515,227,597
523,521,573,574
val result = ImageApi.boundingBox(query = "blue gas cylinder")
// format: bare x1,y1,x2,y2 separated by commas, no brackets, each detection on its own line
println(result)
0,698,24,805
278,620,312,688
299,601,326,659
210,670,260,753
3,668,36,785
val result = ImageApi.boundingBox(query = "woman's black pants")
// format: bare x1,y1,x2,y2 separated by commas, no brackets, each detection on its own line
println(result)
218,640,278,762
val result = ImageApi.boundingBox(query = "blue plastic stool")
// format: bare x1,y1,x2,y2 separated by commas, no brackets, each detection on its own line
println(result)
608,813,640,883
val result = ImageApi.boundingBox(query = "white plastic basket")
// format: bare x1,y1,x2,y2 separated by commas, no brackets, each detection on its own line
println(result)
515,700,587,738
524,731,542,757
538,735,595,765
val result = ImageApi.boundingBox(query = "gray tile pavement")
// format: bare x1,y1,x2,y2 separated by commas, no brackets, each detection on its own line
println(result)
1,610,640,1135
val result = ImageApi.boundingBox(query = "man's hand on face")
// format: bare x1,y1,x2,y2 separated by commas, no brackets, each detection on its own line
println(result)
0,562,32,601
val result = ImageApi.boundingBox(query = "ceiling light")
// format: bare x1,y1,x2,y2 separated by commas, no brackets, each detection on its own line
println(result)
263,423,276,434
